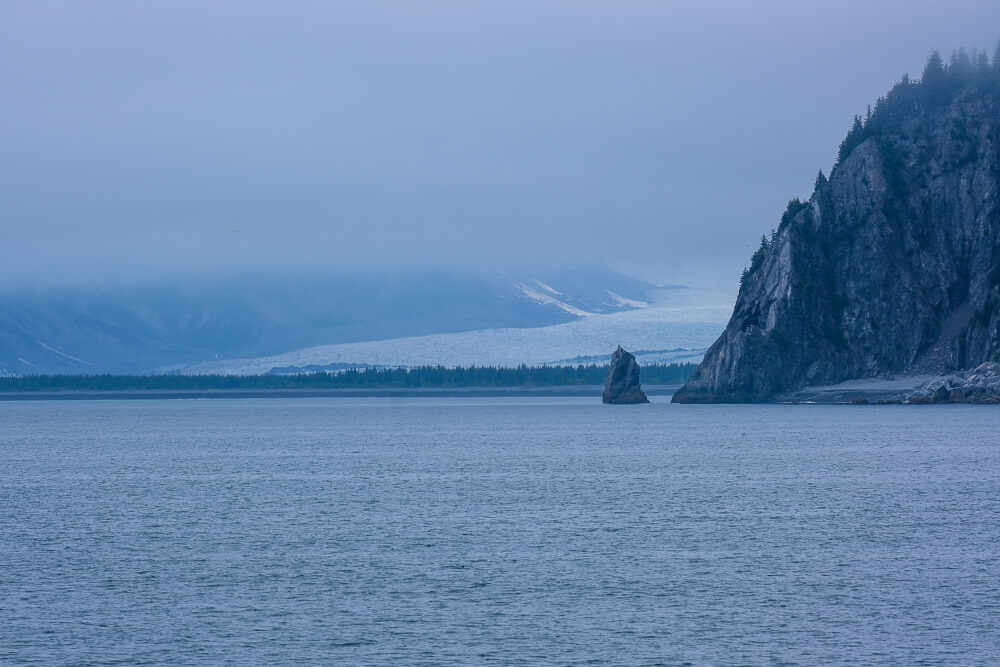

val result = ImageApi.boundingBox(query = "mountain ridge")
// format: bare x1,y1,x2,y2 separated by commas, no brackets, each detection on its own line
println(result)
674,49,1000,402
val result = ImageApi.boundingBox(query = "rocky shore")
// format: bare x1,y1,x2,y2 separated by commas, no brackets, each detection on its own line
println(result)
908,362,1000,404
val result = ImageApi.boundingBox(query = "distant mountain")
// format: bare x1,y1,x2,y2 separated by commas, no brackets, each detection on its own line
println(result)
0,266,654,375
177,286,731,375
675,49,1000,402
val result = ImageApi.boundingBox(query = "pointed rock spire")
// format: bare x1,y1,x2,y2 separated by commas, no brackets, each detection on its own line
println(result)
603,346,649,404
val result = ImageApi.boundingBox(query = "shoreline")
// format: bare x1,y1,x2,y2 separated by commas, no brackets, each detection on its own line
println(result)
775,375,935,405
0,384,682,401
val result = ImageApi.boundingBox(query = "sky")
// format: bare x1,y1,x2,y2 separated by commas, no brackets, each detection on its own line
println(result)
3,0,1000,288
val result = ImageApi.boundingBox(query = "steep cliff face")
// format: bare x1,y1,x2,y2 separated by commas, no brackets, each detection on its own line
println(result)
674,74,1000,403
603,346,649,404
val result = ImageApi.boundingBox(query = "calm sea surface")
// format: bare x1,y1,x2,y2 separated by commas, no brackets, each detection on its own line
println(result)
2,397,999,666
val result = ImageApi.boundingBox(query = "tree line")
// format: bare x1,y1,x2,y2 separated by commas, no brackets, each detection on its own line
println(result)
837,44,1000,167
0,363,698,392
739,43,1000,289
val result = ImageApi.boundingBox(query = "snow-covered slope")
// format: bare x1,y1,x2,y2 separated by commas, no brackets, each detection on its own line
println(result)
0,266,653,375
179,287,732,374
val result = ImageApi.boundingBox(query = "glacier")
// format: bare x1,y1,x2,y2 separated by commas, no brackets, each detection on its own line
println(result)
178,287,732,375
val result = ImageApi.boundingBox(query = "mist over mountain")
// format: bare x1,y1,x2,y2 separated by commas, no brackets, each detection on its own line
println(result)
0,266,656,375
4,3,999,288
5,5,1000,382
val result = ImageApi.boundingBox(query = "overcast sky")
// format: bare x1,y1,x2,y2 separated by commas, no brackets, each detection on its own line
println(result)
3,1,999,287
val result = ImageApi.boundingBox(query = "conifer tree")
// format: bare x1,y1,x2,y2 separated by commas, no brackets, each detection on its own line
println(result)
814,169,828,191
922,50,946,90
837,115,866,164
975,50,990,77
951,47,973,84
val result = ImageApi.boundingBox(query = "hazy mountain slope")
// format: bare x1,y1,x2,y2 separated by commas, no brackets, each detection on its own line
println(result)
675,58,1000,402
0,267,653,375
177,287,731,374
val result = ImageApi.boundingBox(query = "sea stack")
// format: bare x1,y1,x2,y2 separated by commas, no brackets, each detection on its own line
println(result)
603,346,649,404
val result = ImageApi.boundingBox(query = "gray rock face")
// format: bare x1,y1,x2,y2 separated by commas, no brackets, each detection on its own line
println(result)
674,81,1000,403
908,362,1000,403
603,346,649,404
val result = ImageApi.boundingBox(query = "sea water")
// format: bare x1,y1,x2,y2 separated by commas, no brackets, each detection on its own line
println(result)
2,397,999,665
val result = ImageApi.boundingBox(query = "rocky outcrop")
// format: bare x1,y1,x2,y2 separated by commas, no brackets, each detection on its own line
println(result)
674,67,1000,403
908,362,1000,403
603,346,649,404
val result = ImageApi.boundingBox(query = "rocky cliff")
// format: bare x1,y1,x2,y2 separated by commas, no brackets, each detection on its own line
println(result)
603,346,649,404
674,56,1000,403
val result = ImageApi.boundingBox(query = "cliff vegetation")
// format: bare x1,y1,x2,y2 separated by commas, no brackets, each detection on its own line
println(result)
675,46,1000,402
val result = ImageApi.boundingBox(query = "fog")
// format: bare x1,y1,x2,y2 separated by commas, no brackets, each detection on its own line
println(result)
3,0,999,288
